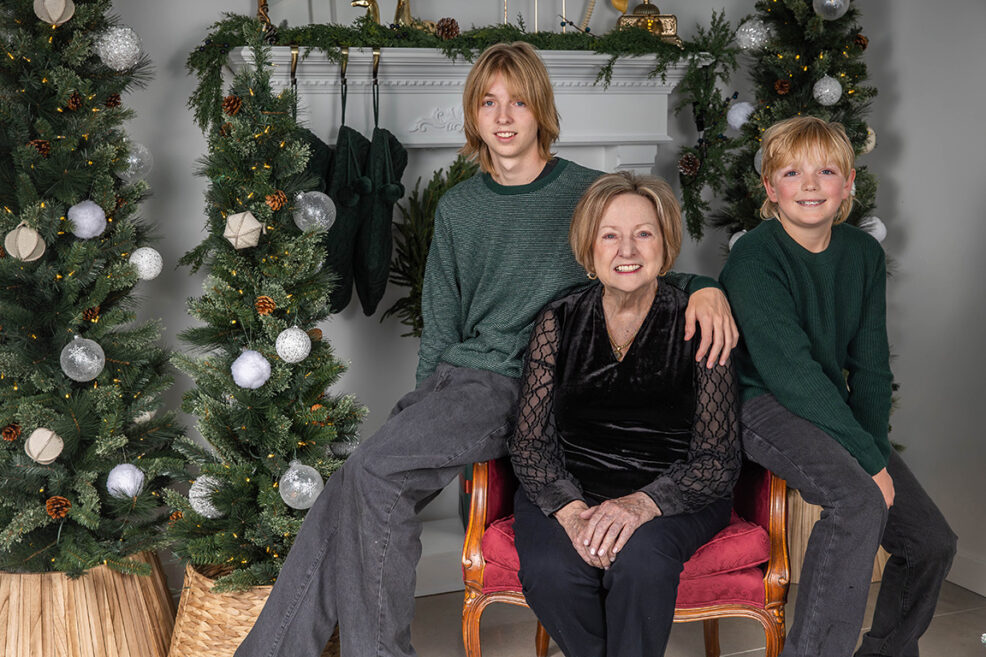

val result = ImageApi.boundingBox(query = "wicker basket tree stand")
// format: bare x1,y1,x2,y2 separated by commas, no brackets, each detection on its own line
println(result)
168,564,339,657
0,552,175,657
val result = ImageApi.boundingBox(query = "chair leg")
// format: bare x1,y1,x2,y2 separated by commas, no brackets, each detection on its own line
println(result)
463,596,485,657
535,621,549,657
764,617,785,657
703,619,720,657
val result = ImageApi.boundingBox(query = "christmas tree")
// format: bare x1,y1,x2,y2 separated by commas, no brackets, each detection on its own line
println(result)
710,0,881,243
0,0,184,576
168,27,366,592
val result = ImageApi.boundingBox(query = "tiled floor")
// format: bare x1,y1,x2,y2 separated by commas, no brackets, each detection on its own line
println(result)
410,581,986,656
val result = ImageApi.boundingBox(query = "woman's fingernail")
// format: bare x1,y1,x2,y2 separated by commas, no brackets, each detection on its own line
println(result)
589,548,596,555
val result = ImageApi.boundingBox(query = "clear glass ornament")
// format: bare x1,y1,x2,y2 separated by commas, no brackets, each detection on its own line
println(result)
279,460,324,510
735,18,771,50
118,142,153,183
292,191,337,232
60,335,105,382
812,0,850,21
812,76,843,106
95,26,142,71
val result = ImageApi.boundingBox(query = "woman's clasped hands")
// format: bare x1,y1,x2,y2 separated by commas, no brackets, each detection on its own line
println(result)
554,493,662,569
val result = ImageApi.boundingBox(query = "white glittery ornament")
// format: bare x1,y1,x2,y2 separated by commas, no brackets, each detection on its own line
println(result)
129,246,163,280
188,475,224,519
813,0,850,21
118,142,153,184
728,230,748,251
727,101,755,131
95,26,142,71
223,211,263,249
862,126,876,154
60,335,105,382
753,148,764,175
34,0,75,25
4,222,46,262
279,460,324,510
275,327,312,363
812,76,843,106
293,191,337,232
68,200,107,239
107,463,145,498
329,441,357,458
858,216,887,243
231,350,271,389
735,18,771,50
24,428,63,465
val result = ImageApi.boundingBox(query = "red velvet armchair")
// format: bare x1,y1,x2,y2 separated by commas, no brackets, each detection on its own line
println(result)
461,458,790,657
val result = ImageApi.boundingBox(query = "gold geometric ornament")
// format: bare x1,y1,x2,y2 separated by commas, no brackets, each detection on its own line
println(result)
617,0,683,48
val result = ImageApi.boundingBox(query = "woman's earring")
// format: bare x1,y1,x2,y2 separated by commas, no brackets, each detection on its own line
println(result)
586,271,597,280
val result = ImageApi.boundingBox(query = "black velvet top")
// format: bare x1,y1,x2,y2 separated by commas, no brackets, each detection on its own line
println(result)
508,282,741,517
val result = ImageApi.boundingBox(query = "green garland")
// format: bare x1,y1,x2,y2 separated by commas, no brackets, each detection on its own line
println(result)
187,14,738,241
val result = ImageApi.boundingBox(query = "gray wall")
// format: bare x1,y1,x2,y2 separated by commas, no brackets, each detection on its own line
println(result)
114,0,986,596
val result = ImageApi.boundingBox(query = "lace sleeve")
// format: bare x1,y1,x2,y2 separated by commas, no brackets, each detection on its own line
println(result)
508,306,585,516
640,359,741,516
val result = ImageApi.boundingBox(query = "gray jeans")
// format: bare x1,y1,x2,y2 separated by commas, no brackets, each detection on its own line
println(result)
234,364,520,657
741,394,956,657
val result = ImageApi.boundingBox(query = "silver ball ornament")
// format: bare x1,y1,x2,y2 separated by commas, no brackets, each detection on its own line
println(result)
129,246,163,280
812,0,850,21
753,148,764,175
68,200,106,239
107,464,145,499
95,26,142,71
279,460,324,510
728,230,748,251
188,475,224,519
118,142,153,183
726,101,755,131
275,327,312,363
858,216,887,243
231,350,271,389
735,18,771,50
292,192,337,232
329,441,357,458
813,75,843,106
60,335,105,382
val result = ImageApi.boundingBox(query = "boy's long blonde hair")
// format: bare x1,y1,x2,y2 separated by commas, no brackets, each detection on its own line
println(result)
760,116,856,224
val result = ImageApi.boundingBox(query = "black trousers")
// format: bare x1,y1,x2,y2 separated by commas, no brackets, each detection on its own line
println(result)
513,489,731,657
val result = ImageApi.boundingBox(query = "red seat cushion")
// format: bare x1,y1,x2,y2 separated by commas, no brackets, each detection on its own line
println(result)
479,511,771,607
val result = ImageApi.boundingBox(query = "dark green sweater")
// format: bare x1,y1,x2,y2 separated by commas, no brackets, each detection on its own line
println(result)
417,158,713,383
720,219,892,475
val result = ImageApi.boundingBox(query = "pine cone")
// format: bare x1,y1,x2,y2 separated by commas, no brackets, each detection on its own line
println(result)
2,423,21,441
265,190,288,212
261,21,279,45
115,196,127,210
168,510,183,525
105,93,122,108
435,17,460,40
67,92,83,111
28,139,50,157
255,295,276,315
855,33,869,50
46,496,72,520
307,328,323,342
0,245,5,258
219,122,233,138
310,403,327,426
774,79,791,95
678,153,701,177
223,95,243,116
83,306,100,322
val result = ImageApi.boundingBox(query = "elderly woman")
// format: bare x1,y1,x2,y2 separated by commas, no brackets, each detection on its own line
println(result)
509,171,741,657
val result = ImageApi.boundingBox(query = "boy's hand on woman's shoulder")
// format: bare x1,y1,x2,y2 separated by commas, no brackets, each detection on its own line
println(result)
685,288,739,368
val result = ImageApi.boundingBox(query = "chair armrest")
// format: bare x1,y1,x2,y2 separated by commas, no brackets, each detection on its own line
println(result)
763,472,790,609
462,461,490,592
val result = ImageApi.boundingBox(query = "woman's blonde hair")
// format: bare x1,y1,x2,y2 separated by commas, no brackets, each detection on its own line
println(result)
569,171,682,276
460,42,559,175
760,116,856,224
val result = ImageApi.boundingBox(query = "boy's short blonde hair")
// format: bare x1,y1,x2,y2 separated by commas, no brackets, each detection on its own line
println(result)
460,42,559,175
760,116,856,224
569,171,682,276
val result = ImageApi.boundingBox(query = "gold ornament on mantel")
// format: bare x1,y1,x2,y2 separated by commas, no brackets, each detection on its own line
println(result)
223,211,264,249
4,222,46,262
617,0,683,48
33,0,75,25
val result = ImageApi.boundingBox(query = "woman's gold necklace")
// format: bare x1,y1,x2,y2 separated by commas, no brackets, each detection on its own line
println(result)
605,317,645,361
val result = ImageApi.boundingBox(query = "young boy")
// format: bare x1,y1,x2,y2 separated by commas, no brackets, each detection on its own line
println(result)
236,42,736,657
720,116,955,657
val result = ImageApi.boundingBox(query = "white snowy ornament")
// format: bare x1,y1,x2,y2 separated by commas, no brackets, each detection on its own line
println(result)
231,350,271,389
812,76,843,106
107,463,145,498
275,327,312,363
858,216,887,243
735,18,771,50
33,0,74,25
862,126,877,154
95,26,142,71
118,142,153,184
293,191,337,232
133,409,156,424
188,475,224,519
223,211,263,249
726,102,755,131
68,200,107,239
24,428,64,465
60,335,105,382
4,222,46,262
129,246,163,280
279,460,324,510
753,148,764,175
728,230,748,251
813,0,850,21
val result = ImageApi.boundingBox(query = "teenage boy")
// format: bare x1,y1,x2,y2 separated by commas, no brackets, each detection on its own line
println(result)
236,41,737,657
720,116,955,657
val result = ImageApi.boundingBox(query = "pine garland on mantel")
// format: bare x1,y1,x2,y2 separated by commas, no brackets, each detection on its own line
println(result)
187,14,739,240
